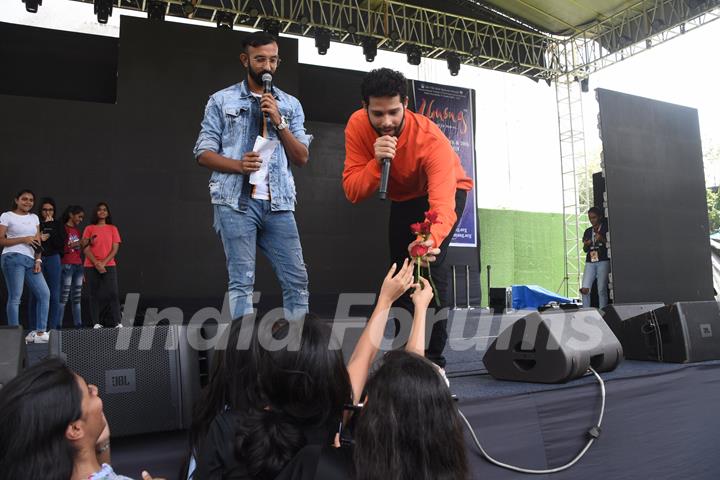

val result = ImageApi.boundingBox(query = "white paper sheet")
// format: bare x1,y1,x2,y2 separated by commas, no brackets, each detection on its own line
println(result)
249,135,280,185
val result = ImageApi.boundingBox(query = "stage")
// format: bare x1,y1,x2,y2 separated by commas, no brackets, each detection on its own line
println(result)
25,308,716,479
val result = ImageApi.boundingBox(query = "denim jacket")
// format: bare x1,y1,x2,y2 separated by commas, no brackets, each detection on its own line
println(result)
193,81,312,212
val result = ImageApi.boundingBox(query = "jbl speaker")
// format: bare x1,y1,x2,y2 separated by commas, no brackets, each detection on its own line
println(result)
49,325,201,437
0,326,25,389
602,303,664,338
489,288,511,312
483,309,623,383
616,301,720,363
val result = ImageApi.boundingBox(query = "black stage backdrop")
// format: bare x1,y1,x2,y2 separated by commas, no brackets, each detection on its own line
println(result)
597,89,713,305
0,17,480,323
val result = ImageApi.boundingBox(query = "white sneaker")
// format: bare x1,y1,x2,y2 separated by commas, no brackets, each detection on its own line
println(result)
25,331,37,343
93,324,103,329
33,331,49,343
115,323,123,328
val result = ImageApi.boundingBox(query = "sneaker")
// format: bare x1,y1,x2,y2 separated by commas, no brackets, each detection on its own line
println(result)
115,323,123,328
33,331,49,343
25,331,37,343
93,324,103,329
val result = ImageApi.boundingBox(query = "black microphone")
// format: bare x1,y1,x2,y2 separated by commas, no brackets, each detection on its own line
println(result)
379,157,391,200
262,72,273,94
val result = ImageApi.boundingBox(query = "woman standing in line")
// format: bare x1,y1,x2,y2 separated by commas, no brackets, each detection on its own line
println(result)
0,189,51,343
82,202,123,328
59,205,88,328
28,197,65,331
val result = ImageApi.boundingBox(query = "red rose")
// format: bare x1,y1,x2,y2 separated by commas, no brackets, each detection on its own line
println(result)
410,244,430,258
410,222,424,235
424,210,440,224
419,221,432,235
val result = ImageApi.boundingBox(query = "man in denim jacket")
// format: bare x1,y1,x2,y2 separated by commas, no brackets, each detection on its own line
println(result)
193,32,312,320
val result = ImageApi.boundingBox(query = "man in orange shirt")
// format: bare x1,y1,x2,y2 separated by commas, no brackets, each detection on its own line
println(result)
343,68,473,367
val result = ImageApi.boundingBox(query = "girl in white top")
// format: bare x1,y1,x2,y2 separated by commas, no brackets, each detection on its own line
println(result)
0,189,51,343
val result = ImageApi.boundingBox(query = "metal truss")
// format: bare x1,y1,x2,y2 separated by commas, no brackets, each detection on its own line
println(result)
558,0,720,77
67,0,554,79
555,73,588,298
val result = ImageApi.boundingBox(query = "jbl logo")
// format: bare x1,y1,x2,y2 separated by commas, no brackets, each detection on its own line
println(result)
700,324,713,338
105,368,136,394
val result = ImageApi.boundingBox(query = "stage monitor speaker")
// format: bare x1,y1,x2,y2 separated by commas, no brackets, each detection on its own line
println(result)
0,326,25,389
602,303,665,338
483,309,623,383
489,287,510,312
49,325,200,437
617,301,720,363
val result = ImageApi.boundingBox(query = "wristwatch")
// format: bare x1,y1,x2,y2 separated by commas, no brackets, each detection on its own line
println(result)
275,115,288,131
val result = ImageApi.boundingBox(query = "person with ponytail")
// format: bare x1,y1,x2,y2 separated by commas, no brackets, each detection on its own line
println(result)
59,205,88,328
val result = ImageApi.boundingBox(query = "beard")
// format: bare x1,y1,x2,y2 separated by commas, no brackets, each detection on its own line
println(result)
371,109,406,138
248,67,272,89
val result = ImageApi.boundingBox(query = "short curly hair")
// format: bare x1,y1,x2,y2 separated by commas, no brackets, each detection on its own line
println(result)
361,68,408,104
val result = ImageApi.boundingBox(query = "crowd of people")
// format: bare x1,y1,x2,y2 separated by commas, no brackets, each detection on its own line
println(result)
0,261,469,480
0,189,124,341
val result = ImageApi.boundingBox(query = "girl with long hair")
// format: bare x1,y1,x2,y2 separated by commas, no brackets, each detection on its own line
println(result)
82,202,122,328
60,205,88,328
0,189,50,342
28,197,66,331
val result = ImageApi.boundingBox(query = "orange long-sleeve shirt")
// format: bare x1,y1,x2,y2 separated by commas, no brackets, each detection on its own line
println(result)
343,108,474,247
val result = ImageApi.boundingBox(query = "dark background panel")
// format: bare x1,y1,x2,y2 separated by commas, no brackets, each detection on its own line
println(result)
0,17,480,324
597,88,713,304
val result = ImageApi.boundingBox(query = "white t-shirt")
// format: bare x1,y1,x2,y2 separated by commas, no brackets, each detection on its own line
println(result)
0,211,39,259
251,92,271,201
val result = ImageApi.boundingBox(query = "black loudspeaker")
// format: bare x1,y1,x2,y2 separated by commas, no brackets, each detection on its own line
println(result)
617,301,720,363
0,326,25,389
483,309,623,383
49,325,201,437
602,303,665,338
489,287,510,312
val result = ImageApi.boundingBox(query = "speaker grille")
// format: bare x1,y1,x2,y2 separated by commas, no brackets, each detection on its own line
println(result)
51,326,182,437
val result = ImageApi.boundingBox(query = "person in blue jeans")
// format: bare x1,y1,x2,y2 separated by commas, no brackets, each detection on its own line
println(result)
59,205,88,328
0,189,50,343
28,197,65,331
581,207,611,308
193,31,312,320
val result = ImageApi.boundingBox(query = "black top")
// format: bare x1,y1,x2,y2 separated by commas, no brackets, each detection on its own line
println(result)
39,219,66,257
275,444,353,480
582,220,609,263
193,411,337,480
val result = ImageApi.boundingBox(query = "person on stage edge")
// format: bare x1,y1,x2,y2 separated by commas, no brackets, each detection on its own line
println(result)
581,206,610,308
82,202,122,328
193,31,313,321
60,205,88,328
28,197,65,332
342,68,473,367
0,189,50,343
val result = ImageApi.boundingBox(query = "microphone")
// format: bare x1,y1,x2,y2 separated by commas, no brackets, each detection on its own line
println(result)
262,72,273,94
378,157,391,200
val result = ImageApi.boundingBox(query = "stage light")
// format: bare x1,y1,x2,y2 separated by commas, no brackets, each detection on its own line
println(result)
216,12,234,30
181,0,195,17
22,0,41,13
581,77,589,92
470,45,482,57
147,0,166,21
362,37,378,62
446,53,460,76
94,0,112,24
432,37,443,48
264,19,281,38
315,28,331,55
406,45,421,66
346,24,357,34
646,39,652,48
389,31,400,41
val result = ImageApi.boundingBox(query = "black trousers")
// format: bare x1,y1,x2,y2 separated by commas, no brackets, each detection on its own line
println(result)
84,266,121,327
389,189,467,368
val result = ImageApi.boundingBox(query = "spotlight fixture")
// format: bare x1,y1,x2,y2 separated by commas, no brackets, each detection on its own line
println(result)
147,0,166,21
181,0,196,17
346,24,357,34
680,23,686,33
432,37,443,48
216,11,235,29
362,37,378,62
315,28,331,55
22,0,41,13
406,45,422,66
263,19,281,38
94,0,113,24
446,53,460,76
580,77,589,93
646,38,652,48
389,31,400,41
470,45,482,57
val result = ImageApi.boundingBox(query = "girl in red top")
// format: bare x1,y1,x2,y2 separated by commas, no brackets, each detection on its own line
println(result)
60,206,89,328
82,203,122,328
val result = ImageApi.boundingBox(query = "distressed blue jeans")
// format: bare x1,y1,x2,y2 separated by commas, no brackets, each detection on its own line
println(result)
582,260,610,308
60,263,84,327
214,200,309,319
1,253,50,330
